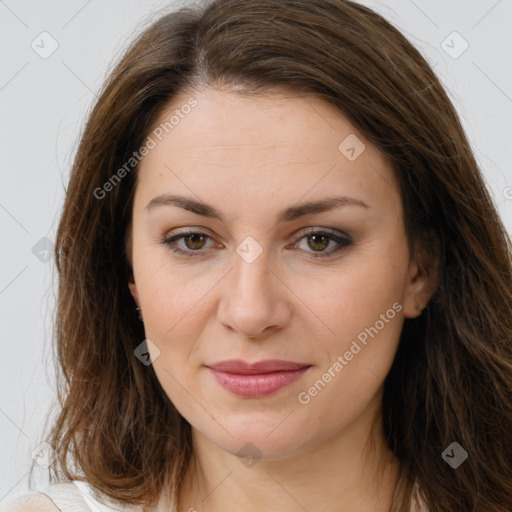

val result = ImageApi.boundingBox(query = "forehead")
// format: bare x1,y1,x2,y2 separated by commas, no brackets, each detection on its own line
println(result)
135,86,399,214
145,86,367,157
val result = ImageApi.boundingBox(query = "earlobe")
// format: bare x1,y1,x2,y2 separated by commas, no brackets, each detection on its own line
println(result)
403,229,440,318
402,259,437,319
128,279,144,322
128,279,140,307
403,272,427,318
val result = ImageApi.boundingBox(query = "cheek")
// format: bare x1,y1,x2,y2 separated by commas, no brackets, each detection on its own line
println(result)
292,243,407,412
135,247,206,323
294,281,404,440
294,250,407,345
134,255,223,371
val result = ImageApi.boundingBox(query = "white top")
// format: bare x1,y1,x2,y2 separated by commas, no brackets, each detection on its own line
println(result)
5,480,428,511
43,481,137,512
41,481,140,512
34,481,173,512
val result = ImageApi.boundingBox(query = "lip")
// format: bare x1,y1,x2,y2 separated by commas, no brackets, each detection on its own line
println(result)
206,359,312,398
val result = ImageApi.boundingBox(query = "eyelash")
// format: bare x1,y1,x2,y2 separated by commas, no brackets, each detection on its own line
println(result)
159,228,353,259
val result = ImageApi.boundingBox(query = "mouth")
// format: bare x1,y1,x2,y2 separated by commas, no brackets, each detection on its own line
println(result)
205,359,312,398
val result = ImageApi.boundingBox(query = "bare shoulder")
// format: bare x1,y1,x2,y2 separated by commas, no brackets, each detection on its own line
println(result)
0,493,61,512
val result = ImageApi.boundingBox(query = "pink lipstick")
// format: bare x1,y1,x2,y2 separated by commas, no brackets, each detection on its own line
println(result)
206,359,311,398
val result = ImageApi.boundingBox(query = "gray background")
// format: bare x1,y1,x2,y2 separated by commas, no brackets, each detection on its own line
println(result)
1,0,511,503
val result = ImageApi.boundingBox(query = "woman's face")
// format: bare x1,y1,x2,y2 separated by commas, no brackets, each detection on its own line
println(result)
128,86,429,460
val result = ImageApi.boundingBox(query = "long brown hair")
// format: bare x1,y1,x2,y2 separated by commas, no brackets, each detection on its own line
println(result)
38,0,512,510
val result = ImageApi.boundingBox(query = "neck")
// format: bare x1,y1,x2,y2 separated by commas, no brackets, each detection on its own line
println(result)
176,394,400,512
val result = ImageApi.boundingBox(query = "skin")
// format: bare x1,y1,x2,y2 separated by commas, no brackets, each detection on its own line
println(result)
128,85,435,512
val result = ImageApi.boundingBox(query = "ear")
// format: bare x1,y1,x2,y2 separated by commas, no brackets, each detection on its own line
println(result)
128,274,140,307
402,230,439,319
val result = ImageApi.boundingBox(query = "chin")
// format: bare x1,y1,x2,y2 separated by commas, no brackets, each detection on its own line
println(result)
192,410,318,462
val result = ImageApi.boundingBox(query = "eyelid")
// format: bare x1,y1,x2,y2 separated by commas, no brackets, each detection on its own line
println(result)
160,226,353,258
288,228,353,258
163,226,348,241
294,226,350,239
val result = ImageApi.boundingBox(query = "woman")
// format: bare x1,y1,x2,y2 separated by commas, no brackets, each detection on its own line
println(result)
4,0,512,510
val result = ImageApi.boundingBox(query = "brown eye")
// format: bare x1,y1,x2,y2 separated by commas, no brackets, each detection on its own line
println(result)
183,233,208,250
294,229,353,258
306,233,330,252
161,231,214,257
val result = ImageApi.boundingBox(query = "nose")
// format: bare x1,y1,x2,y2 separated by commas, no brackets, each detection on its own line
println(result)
217,249,293,340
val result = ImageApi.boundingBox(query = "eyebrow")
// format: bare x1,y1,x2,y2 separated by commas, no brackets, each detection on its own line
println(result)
145,194,370,223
